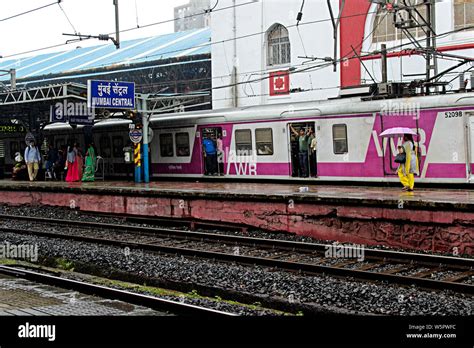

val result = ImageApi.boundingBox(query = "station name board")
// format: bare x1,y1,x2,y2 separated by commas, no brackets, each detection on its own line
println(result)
87,80,135,109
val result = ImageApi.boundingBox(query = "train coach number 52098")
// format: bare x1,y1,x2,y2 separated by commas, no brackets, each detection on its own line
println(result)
444,111,463,118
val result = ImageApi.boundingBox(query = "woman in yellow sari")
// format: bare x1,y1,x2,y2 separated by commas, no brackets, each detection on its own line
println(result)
398,134,418,191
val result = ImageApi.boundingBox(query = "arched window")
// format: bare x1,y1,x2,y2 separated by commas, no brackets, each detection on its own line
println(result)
454,0,474,30
372,0,427,43
267,24,290,66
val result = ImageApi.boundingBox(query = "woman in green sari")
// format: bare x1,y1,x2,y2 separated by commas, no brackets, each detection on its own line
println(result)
82,143,96,182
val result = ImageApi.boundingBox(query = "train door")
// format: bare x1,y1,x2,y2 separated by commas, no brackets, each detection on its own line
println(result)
288,122,316,178
200,127,223,175
469,115,474,181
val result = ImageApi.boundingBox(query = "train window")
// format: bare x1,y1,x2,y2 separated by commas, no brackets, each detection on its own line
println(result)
10,141,19,160
160,133,174,157
99,135,111,158
112,136,124,158
235,129,252,155
0,140,5,158
255,128,274,156
332,124,348,154
175,132,190,157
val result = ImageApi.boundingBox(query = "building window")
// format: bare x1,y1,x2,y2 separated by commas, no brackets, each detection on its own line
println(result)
160,133,174,157
255,128,274,156
454,0,474,30
235,129,252,155
175,132,190,157
372,0,427,43
267,24,290,66
332,124,348,154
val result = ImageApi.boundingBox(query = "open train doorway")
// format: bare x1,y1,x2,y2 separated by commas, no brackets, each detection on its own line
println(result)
200,127,223,176
288,122,317,178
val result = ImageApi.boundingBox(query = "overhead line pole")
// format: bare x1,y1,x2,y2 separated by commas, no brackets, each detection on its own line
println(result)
114,0,120,49
141,96,150,183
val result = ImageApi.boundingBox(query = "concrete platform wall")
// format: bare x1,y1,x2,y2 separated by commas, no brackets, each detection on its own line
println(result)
0,190,472,255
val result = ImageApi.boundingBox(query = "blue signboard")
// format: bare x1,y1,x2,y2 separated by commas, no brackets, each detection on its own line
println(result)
87,80,135,109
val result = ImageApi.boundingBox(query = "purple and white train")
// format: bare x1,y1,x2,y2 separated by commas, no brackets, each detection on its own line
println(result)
2,91,474,184
149,91,474,183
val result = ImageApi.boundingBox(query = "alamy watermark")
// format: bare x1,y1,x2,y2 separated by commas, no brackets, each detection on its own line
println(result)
324,243,365,262
381,100,420,119
0,242,38,262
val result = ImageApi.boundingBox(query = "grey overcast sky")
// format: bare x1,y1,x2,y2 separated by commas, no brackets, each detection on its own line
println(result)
0,0,191,58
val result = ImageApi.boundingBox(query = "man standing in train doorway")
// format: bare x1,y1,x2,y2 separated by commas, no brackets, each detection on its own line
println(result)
202,134,217,175
290,125,310,178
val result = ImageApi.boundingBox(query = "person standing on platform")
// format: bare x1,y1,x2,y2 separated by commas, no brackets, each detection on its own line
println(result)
82,143,96,182
75,144,84,180
290,125,310,178
65,145,80,182
24,141,41,182
202,134,217,175
45,144,59,179
12,152,27,180
398,134,418,192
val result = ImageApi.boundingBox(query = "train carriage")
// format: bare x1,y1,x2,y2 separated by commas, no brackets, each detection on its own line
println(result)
1,91,474,184
151,92,474,184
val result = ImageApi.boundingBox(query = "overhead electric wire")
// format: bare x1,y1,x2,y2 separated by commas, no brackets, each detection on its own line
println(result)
58,1,78,34
1,0,258,59
76,10,380,72
0,1,59,22
2,1,471,94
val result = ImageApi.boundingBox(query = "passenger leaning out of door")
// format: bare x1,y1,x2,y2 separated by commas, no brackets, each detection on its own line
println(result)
290,125,311,178
202,134,217,175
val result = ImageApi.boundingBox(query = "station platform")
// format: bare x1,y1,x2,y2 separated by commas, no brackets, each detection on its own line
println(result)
0,180,472,255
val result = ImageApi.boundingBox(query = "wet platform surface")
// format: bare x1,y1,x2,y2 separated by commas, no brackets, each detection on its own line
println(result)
0,179,473,210
0,273,165,316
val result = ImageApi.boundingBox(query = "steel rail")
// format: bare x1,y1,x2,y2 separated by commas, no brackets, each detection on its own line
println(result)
0,265,237,317
0,215,473,294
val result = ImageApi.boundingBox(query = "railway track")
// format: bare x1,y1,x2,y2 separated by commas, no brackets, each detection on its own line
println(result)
0,213,473,294
0,264,237,317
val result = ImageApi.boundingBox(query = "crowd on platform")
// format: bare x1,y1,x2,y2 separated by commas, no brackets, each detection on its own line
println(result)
12,142,97,183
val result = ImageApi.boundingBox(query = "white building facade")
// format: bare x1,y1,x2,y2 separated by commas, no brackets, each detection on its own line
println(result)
211,0,474,110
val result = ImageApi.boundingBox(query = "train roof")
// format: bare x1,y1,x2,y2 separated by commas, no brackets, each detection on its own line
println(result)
41,90,474,131
149,90,474,125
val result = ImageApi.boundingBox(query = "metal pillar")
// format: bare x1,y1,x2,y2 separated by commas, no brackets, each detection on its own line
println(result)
141,97,150,183
113,0,120,49
9,69,16,90
381,44,388,83
134,143,142,183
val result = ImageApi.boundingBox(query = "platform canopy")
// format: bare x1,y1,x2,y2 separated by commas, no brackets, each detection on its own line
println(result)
0,28,212,131
0,28,210,84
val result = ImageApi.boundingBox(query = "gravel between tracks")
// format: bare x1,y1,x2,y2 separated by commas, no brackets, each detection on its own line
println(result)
0,230,472,316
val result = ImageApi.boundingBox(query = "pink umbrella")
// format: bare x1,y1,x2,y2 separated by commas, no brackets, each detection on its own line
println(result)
379,127,418,138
